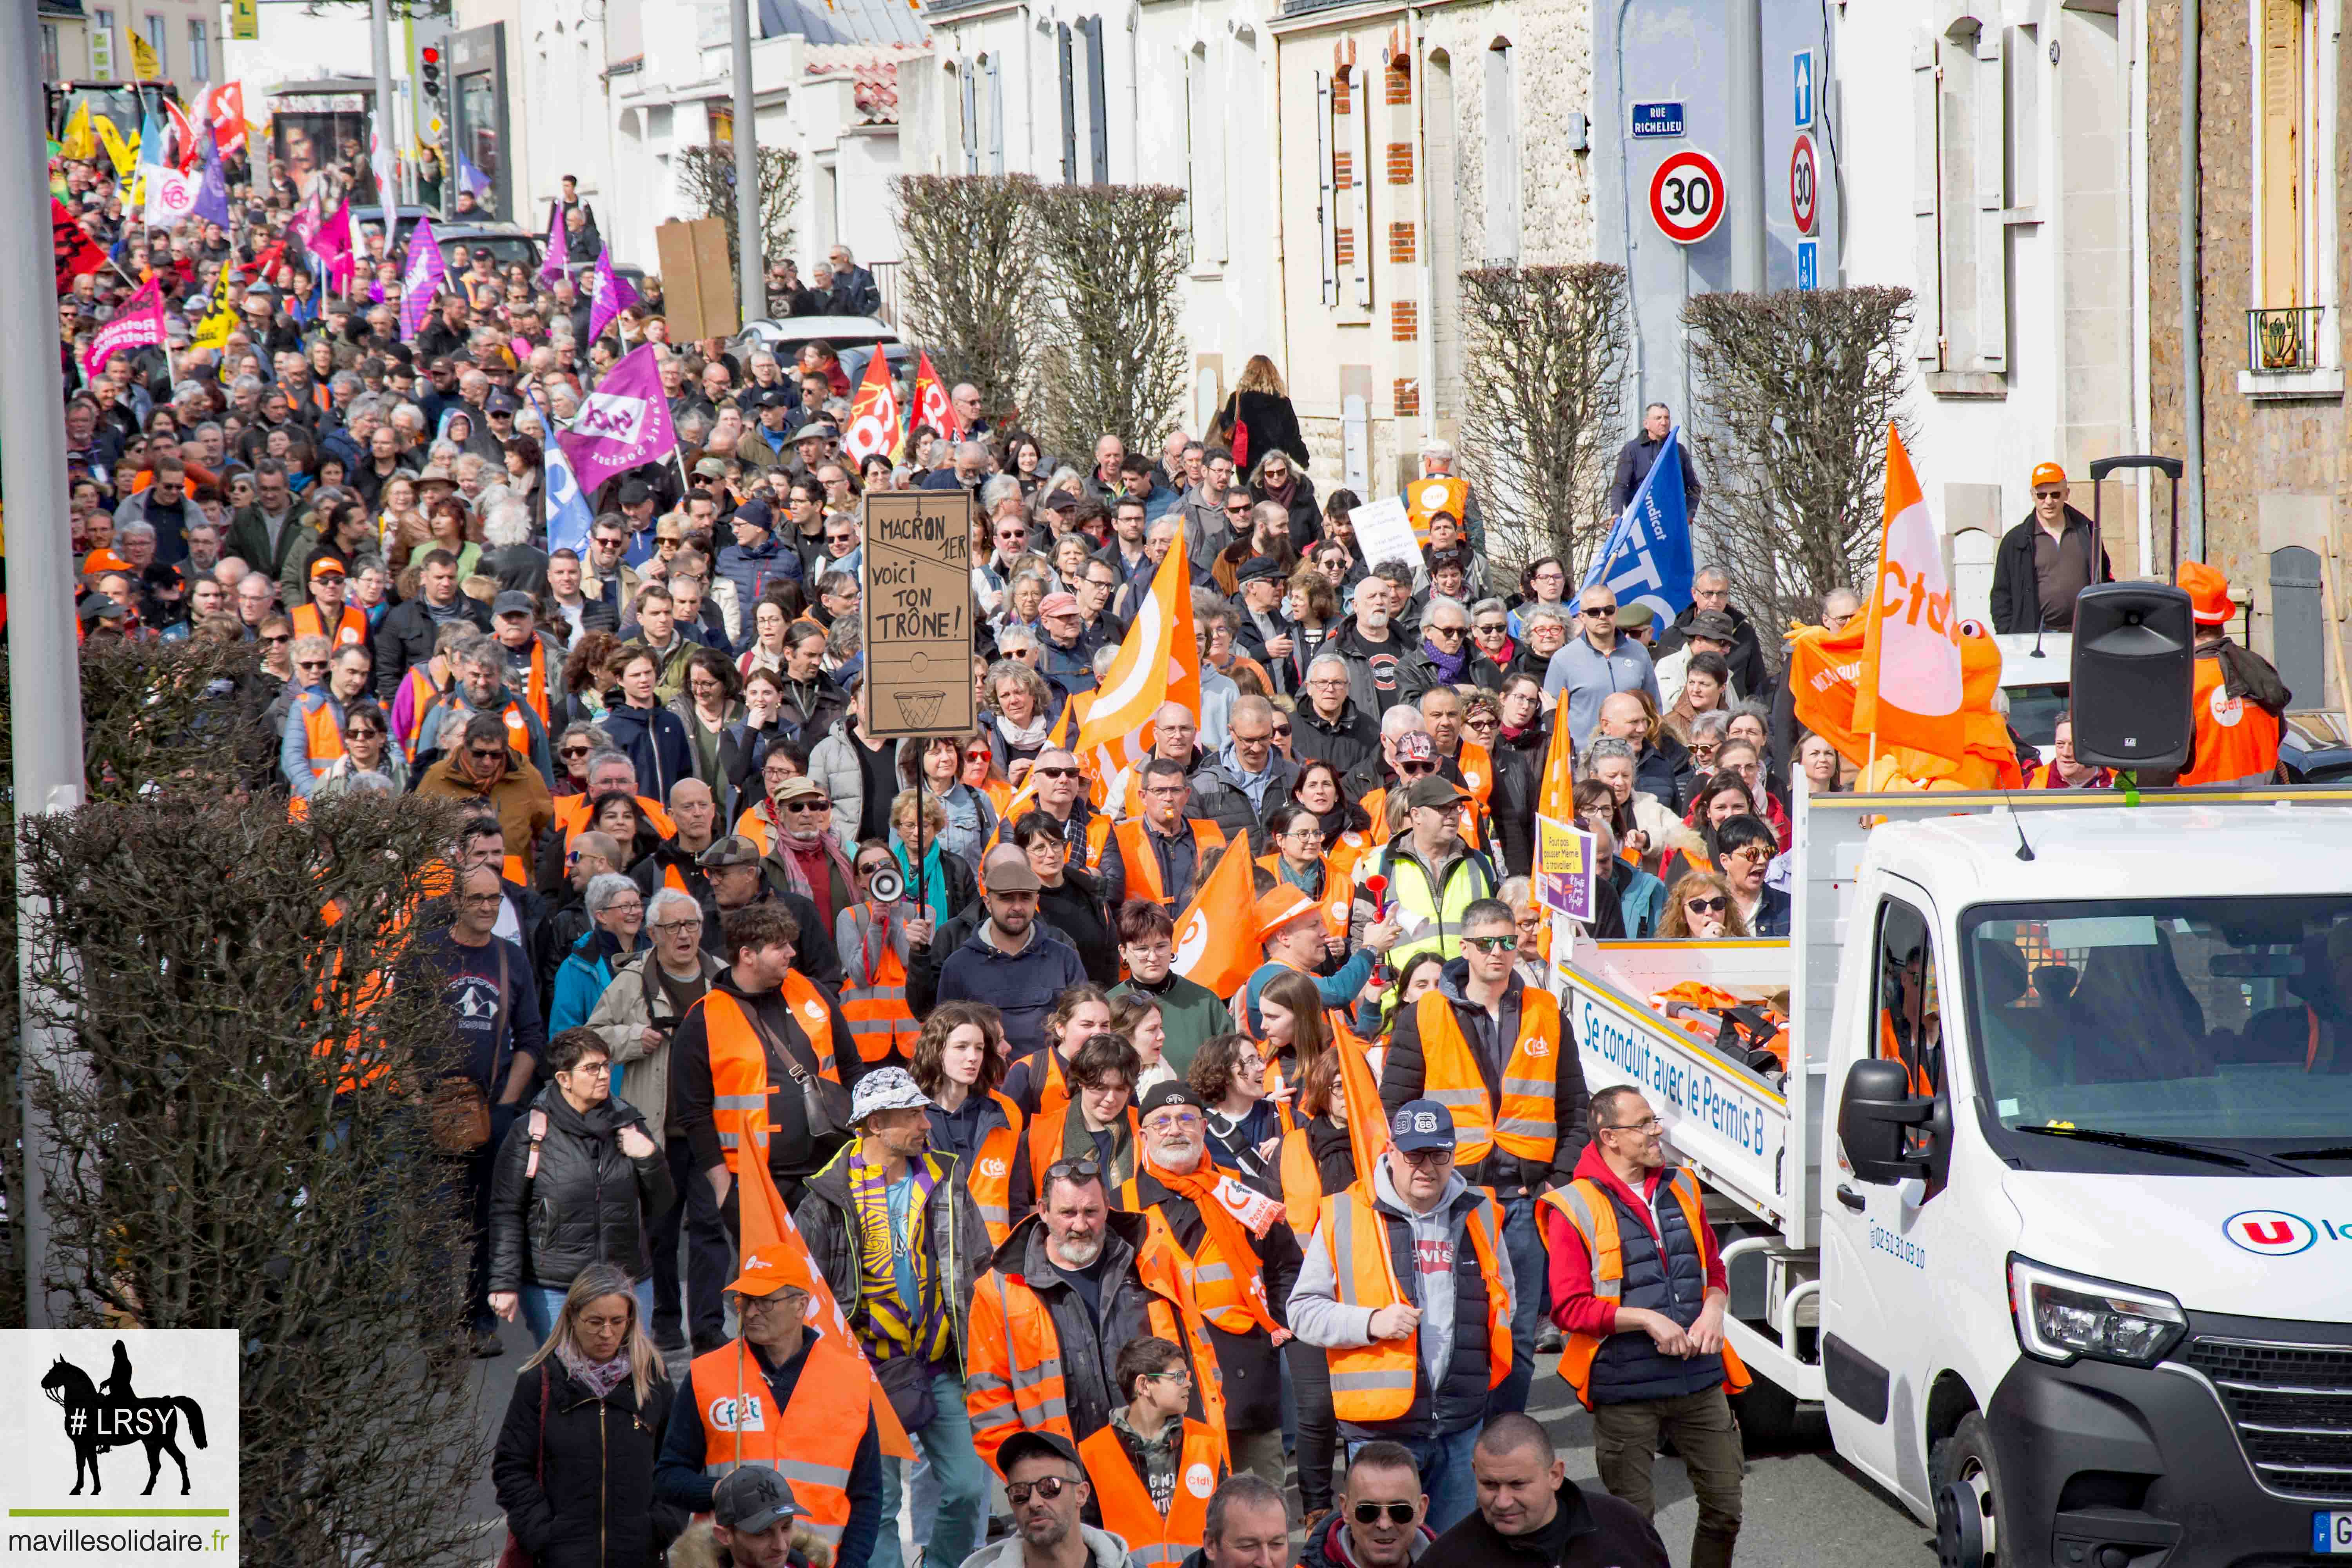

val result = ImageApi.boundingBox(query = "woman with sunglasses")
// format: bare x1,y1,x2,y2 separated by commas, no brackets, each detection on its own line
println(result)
1657,870,1750,940
304,699,408,802
1247,447,1320,553
896,733,996,872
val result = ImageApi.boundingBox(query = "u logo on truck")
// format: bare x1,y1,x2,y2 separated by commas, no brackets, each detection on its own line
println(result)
2225,1209,2318,1256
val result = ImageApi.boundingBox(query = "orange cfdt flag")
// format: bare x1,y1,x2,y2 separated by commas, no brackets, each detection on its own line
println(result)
1172,833,1258,999
1787,616,1869,766
1075,532,1198,783
1853,425,1965,764
735,1126,916,1459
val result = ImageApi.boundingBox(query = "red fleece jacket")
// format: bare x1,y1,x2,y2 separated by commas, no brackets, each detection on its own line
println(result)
1545,1142,1728,1337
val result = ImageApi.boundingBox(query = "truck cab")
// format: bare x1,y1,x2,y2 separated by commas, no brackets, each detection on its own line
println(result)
1826,798,2352,1567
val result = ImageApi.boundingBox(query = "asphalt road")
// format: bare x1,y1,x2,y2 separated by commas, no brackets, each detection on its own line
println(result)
454,1328,1933,1567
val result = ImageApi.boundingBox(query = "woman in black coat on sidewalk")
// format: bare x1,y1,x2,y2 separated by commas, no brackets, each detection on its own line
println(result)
493,1262,686,1567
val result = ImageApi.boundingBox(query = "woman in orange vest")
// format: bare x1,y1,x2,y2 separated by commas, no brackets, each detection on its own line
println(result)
911,1001,1028,1243
1076,1335,1225,1565
1259,803,1356,962
835,842,922,1069
1020,1033,1142,1210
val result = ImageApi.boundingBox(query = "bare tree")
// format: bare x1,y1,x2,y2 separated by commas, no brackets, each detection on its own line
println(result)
675,143,801,293
1029,183,1189,461
892,173,1046,426
1454,264,1633,579
1681,287,1916,637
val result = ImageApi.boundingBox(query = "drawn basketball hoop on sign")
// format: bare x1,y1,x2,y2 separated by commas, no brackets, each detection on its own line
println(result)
892,690,948,728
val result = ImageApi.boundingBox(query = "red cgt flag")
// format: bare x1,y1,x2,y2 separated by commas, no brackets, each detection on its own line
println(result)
911,349,961,443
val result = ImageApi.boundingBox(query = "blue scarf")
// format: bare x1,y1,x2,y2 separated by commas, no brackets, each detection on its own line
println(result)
1421,635,1470,684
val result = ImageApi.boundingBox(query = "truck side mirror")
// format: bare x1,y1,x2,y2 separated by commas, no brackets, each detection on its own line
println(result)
1838,1058,1934,1184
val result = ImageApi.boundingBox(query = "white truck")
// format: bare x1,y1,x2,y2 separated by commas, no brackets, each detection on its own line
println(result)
1550,786,2352,1568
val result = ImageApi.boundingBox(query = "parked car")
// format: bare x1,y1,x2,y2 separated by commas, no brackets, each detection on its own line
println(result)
733,314,913,388
438,222,543,276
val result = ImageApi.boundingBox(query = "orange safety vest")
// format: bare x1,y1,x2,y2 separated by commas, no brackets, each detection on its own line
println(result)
1537,1171,1751,1411
966,1090,1027,1243
1279,1125,1323,1237
1410,987,1563,1166
1403,474,1469,548
1317,1184,1510,1422
965,1216,1227,1475
555,792,679,844
735,802,777,856
297,690,346,778
511,637,550,726
2181,652,2283,786
395,664,445,762
837,904,919,1064
1113,817,1227,908
1076,1419,1222,1568
687,1333,870,1556
700,975,840,1175
292,601,368,648
1258,852,1353,943
1878,1011,1936,1098
1115,1172,1282,1336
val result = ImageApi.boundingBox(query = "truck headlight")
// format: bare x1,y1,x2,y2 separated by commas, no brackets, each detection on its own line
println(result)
2008,1255,2186,1367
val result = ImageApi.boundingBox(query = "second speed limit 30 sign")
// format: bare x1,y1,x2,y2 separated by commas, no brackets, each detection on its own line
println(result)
1648,149,1726,245
1789,133,1819,235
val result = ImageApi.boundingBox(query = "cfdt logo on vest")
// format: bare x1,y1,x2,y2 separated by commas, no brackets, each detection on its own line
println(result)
2223,1209,2333,1256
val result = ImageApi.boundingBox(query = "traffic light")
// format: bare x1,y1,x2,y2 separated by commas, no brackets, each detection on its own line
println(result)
419,47,443,107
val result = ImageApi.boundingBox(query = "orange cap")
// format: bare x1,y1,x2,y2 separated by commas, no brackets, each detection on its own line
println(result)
83,548,134,575
727,1242,820,1298
2176,561,2235,625
2030,463,2067,490
1254,884,1322,942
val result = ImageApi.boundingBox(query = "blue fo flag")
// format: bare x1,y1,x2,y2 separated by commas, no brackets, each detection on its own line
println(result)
539,395,595,557
1582,426,1696,627
457,151,493,200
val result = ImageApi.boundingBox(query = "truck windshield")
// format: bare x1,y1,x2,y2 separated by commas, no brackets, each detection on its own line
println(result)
1962,898,2352,1154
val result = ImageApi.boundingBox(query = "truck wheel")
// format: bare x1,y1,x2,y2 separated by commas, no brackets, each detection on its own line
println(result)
1931,1412,2008,1568
1732,1376,1818,1452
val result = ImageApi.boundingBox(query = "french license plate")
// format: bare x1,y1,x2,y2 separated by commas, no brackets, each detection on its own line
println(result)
2316,1511,2352,1553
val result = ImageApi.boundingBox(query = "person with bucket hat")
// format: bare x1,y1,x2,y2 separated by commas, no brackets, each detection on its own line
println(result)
1990,461,2112,634
654,1236,885,1568
2174,561,2290,787
1285,1096,1516,1534
791,1067,993,1568
1241,880,1399,1041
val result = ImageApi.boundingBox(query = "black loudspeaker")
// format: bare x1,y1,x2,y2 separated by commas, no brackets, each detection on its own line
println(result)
2069,583,2194,771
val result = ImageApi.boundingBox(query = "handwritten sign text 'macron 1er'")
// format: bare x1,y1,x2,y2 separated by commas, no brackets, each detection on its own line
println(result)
860,491,978,737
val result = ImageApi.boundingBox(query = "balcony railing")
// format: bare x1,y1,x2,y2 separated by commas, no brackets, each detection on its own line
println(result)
2247,304,2327,374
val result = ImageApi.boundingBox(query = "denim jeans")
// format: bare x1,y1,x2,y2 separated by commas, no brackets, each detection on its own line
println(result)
873,1368,988,1568
652,1138,730,1346
1350,1424,1481,1535
522,1276,655,1343
1490,1189,1550,1417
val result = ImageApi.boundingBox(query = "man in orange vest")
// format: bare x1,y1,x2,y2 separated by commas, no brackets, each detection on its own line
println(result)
290,556,368,649
1285,1099,1514,1534
669,899,858,1227
652,1245,884,1565
1380,897,1585,1420
489,590,564,727
1104,757,1226,912
1538,1087,1746,1568
2175,561,2289,787
965,1159,1226,1479
1125,1082,1301,1490
1075,1333,1227,1564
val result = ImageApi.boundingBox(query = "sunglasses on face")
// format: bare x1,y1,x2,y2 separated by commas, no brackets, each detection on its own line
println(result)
560,746,591,759
1428,625,1465,640
296,659,330,671
1005,1476,1076,1506
261,633,291,644
1032,765,1078,780
345,726,383,740
783,798,831,813
1582,606,1618,618
1684,895,1728,913
1463,934,1519,954
1353,1502,1418,1526
1396,761,1435,777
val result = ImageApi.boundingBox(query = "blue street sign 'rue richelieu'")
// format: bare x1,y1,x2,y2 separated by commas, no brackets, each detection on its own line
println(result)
1631,102,1686,139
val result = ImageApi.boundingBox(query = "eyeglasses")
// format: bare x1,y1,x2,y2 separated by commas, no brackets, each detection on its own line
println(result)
1724,845,1771,865
1684,895,1728,913
1399,1147,1454,1169
559,745,592,759
296,659,330,671
1474,623,1508,638
1224,502,1252,515
344,726,383,739
1043,1155,1102,1185
261,632,292,644
1005,1476,1076,1507
1282,826,1325,842
965,746,993,760
1271,722,1292,738
1395,761,1435,778
650,919,703,934
561,1061,613,1077
1353,1502,1418,1526
1581,606,1619,618
1427,624,1465,641
1608,1117,1666,1135
1463,934,1518,954
1142,1111,1203,1133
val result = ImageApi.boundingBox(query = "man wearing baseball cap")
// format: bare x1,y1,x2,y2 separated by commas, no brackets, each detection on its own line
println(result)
956,1430,1131,1568
1989,460,2111,634
1036,592,1103,697
291,554,368,650
791,1068,992,1568
672,1464,820,1567
2174,560,2290,786
1369,773,1501,970
1287,1096,1514,1533
654,1232,884,1566
490,590,564,725
935,844,1089,1058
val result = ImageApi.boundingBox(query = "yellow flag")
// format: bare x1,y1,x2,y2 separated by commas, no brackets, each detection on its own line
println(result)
95,116,136,177
193,266,240,352
62,102,94,160
128,31,160,80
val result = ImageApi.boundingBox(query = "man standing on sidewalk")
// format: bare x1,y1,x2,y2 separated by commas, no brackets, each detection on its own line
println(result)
1538,1086,1747,1568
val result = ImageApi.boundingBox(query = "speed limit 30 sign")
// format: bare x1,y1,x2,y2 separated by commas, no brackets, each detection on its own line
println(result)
1790,133,1818,235
1649,149,1725,245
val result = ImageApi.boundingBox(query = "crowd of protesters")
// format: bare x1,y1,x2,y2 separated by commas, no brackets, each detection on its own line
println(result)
49,116,2294,1568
